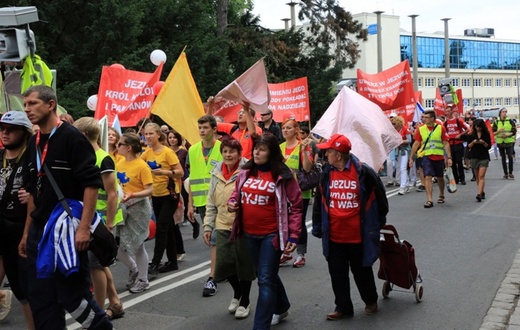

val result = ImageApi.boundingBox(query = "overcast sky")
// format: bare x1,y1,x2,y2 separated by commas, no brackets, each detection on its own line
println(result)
251,0,520,40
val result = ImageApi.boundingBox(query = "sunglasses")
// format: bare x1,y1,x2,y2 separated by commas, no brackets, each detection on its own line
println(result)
117,142,127,147
260,113,271,116
0,126,23,133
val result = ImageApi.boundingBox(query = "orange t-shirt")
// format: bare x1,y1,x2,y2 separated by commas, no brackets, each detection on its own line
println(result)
217,123,262,160
328,167,362,243
241,171,277,235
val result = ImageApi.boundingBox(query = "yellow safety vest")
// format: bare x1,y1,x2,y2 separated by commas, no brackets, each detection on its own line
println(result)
419,125,444,156
188,140,223,207
280,142,311,199
495,119,515,144
95,149,124,226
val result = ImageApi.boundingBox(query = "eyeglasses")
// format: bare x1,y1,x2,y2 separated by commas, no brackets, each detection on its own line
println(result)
117,142,127,147
260,113,271,116
0,126,23,134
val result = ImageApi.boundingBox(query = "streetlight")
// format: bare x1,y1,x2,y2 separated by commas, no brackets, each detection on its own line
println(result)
471,68,477,110
441,18,451,78
374,11,384,73
409,15,419,91
516,61,520,119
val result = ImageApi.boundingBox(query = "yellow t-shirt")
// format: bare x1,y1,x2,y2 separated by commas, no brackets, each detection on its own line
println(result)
110,151,125,166
141,147,180,196
116,158,153,194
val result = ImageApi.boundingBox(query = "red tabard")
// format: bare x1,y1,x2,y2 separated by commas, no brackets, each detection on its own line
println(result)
445,118,465,144
241,171,278,235
328,168,362,243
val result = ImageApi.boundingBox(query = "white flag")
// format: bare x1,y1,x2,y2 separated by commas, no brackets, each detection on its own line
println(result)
312,87,402,170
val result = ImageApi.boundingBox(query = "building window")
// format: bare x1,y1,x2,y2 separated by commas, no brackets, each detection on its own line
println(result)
425,78,435,87
463,99,471,107
461,78,470,87
473,78,482,87
451,78,459,87
425,99,435,108
484,78,493,87
474,98,482,107
505,78,512,87
484,98,493,106
505,98,512,106
515,79,518,87
496,98,503,106
495,78,502,87
515,98,519,106
416,77,422,87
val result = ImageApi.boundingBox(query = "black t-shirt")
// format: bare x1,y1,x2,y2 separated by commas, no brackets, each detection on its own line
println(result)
24,122,103,227
0,149,27,227
467,132,492,160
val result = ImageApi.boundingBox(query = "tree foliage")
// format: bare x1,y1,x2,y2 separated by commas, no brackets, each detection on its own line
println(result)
4,0,365,124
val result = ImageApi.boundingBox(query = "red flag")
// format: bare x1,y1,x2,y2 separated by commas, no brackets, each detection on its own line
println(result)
95,64,163,127
357,60,415,110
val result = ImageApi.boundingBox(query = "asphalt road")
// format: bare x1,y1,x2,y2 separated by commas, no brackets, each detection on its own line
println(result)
2,155,520,330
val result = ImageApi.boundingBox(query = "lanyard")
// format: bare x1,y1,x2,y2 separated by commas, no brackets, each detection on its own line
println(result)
36,119,61,174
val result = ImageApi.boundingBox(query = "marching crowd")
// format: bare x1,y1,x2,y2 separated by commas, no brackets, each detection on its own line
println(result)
385,106,516,206
0,86,516,330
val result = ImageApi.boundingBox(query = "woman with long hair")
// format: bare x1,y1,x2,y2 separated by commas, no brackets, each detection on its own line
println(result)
467,119,491,202
168,130,200,242
279,119,312,268
203,137,254,319
108,127,124,164
141,123,184,274
115,132,154,293
228,133,302,328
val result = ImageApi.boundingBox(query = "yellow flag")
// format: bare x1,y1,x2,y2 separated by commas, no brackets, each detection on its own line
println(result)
151,52,204,145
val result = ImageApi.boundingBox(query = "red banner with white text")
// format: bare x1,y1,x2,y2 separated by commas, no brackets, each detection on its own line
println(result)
94,64,163,127
357,60,415,111
214,77,310,123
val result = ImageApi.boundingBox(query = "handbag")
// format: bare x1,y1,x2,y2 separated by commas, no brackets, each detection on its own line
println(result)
297,162,322,191
40,157,118,267
167,176,180,202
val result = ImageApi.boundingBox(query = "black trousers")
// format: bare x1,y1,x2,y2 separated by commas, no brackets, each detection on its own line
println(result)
327,241,378,314
26,224,112,329
450,143,465,183
151,195,178,265
499,145,514,175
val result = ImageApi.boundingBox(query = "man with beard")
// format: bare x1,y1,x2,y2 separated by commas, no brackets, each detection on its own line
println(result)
0,111,34,328
19,86,112,329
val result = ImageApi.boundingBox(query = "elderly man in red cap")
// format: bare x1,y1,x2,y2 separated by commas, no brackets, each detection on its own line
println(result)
312,134,388,321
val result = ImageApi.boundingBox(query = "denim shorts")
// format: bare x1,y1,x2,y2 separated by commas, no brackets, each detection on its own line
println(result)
470,158,490,169
422,157,445,177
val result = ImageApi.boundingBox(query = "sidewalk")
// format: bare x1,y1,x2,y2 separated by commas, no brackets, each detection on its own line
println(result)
480,247,520,330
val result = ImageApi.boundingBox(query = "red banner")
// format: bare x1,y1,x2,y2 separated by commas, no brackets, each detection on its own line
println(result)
434,88,463,117
94,64,163,127
214,77,310,123
356,60,415,111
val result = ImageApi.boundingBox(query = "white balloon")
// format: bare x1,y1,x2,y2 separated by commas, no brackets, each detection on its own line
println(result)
150,49,167,66
87,94,98,111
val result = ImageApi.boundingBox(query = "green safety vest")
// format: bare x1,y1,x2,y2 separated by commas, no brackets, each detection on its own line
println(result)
280,142,312,199
419,125,444,157
188,140,223,207
95,149,124,226
495,119,515,144
20,55,53,93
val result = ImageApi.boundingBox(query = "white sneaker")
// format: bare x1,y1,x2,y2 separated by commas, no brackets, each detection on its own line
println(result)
126,269,139,288
271,311,289,325
235,305,251,319
228,298,240,313
0,290,13,321
129,279,149,293
398,187,407,195
177,253,186,262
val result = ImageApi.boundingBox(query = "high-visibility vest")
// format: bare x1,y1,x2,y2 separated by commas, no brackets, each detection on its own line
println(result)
280,142,311,199
188,141,223,207
20,55,53,93
419,125,444,156
95,149,124,226
495,119,515,144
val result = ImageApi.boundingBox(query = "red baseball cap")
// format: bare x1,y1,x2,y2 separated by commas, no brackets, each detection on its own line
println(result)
316,134,352,153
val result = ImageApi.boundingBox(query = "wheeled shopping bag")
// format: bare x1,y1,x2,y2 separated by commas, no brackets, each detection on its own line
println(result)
378,224,424,302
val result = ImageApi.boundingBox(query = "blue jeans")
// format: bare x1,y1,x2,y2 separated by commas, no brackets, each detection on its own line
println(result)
245,233,290,330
